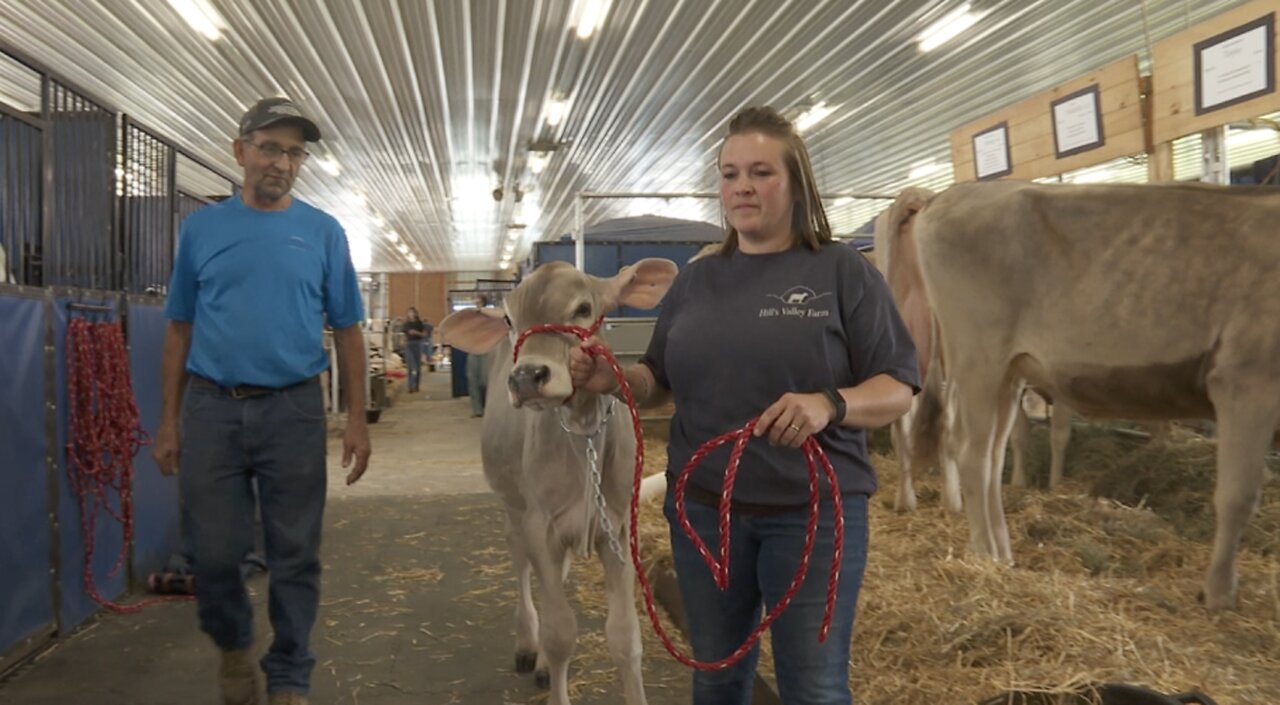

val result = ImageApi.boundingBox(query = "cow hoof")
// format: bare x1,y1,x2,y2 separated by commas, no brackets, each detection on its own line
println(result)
535,669,551,690
515,651,537,674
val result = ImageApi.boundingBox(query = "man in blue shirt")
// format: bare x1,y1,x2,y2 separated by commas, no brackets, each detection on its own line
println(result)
153,97,371,705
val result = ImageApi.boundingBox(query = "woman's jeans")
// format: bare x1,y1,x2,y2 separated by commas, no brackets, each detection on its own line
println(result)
663,488,870,705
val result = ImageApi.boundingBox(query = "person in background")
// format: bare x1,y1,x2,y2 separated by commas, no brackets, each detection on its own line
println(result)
402,307,427,393
422,316,436,372
569,105,918,705
466,295,490,417
153,96,372,705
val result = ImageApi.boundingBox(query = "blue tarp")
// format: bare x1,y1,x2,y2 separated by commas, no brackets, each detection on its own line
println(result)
127,302,180,580
0,293,54,656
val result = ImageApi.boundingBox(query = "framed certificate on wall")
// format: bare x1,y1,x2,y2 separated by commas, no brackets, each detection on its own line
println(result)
1051,84,1106,158
972,122,1012,180
1194,13,1276,115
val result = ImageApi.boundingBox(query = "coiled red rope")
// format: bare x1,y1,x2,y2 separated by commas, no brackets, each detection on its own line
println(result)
514,317,844,671
66,316,192,612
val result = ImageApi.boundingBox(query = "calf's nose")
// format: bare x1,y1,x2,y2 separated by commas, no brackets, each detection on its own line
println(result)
509,364,552,400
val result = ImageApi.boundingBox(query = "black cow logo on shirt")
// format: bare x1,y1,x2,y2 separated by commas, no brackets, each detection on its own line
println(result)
761,286,832,319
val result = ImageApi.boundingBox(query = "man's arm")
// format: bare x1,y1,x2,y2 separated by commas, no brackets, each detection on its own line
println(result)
333,324,371,484
153,321,193,475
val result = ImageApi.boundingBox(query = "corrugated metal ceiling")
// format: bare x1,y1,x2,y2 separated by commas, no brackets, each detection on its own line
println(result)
0,0,1259,272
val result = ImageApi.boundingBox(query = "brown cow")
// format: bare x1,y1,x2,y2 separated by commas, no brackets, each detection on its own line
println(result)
879,181,1280,611
439,258,678,705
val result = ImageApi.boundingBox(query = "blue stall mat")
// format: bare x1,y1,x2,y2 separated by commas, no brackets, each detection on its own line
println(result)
54,296,127,630
127,302,180,580
0,294,55,656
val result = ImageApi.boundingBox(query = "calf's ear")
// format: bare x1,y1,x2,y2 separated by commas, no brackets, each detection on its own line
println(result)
598,258,678,312
439,307,508,354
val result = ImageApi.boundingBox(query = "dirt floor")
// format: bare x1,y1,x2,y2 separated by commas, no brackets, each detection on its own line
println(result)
0,369,696,705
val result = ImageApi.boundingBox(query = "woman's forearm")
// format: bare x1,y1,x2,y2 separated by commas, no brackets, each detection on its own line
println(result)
613,363,670,409
834,373,914,429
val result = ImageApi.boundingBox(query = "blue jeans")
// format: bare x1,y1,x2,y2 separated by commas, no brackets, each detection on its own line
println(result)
663,489,869,705
179,377,328,695
405,339,424,391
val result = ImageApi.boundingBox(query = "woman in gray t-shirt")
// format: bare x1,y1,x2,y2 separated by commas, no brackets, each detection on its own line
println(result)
570,106,919,704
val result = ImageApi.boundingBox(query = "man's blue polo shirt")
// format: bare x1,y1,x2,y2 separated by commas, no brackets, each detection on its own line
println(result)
164,195,364,388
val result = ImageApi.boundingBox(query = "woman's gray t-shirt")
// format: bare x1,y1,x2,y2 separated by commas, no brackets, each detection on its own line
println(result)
640,242,921,508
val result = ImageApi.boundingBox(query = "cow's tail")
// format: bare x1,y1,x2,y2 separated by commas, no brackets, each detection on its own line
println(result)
908,316,947,473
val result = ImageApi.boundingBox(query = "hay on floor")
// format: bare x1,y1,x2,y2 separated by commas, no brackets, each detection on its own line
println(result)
612,423,1280,705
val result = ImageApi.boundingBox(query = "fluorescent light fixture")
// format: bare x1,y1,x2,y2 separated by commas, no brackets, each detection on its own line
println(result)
1228,127,1279,147
372,215,385,228
909,160,946,180
544,98,568,127
572,0,611,39
166,0,226,41
316,156,341,176
529,152,550,174
397,244,409,254
794,102,835,133
413,262,423,271
1069,167,1116,184
917,4,980,52
832,196,854,207
387,230,400,243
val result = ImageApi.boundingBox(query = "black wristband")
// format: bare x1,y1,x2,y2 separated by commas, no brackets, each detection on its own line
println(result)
821,388,846,427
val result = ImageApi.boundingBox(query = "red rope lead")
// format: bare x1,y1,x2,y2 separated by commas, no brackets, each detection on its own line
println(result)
66,316,192,613
514,317,845,671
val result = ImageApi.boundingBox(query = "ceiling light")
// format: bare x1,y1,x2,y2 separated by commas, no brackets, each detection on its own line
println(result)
544,98,568,127
372,215,385,228
1228,128,1279,147
387,230,400,243
794,102,835,132
166,0,226,41
529,152,550,174
917,3,980,52
316,156,341,176
1069,167,1116,184
413,262,423,271
397,244,409,254
572,0,611,39
909,161,946,180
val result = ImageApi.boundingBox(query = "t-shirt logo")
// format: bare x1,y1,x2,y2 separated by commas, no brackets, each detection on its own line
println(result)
761,286,832,319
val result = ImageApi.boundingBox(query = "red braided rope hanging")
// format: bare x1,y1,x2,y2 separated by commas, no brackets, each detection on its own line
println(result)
65,316,192,613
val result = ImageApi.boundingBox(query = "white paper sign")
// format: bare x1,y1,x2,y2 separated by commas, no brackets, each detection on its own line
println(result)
1197,18,1274,113
1052,86,1102,156
973,124,1010,180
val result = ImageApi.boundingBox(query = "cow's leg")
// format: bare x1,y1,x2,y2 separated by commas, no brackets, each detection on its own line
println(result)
1009,402,1031,488
986,380,1022,563
596,519,646,705
1047,403,1073,490
952,372,1017,562
891,417,918,512
1202,377,1278,612
502,507,540,675
940,379,964,515
525,512,577,704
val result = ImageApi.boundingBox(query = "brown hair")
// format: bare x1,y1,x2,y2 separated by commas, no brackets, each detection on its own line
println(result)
717,106,834,255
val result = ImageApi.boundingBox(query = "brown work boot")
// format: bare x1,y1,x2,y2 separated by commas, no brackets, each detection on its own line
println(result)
219,648,261,705
267,693,309,705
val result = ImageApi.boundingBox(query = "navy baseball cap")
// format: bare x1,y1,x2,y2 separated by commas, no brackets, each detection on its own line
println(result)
238,97,322,142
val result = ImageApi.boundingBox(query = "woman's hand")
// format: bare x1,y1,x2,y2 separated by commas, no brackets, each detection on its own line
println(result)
568,340,620,395
753,392,837,448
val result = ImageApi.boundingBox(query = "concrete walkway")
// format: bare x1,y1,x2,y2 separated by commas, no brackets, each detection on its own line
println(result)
0,369,694,704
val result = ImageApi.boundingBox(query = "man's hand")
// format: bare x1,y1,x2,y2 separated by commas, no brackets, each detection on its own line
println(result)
152,422,181,476
344,421,371,485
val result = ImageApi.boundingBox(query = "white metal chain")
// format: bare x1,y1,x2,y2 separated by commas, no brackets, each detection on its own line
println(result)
587,430,628,565
557,397,627,564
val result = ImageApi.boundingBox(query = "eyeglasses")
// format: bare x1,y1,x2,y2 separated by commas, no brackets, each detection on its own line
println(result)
243,140,310,164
